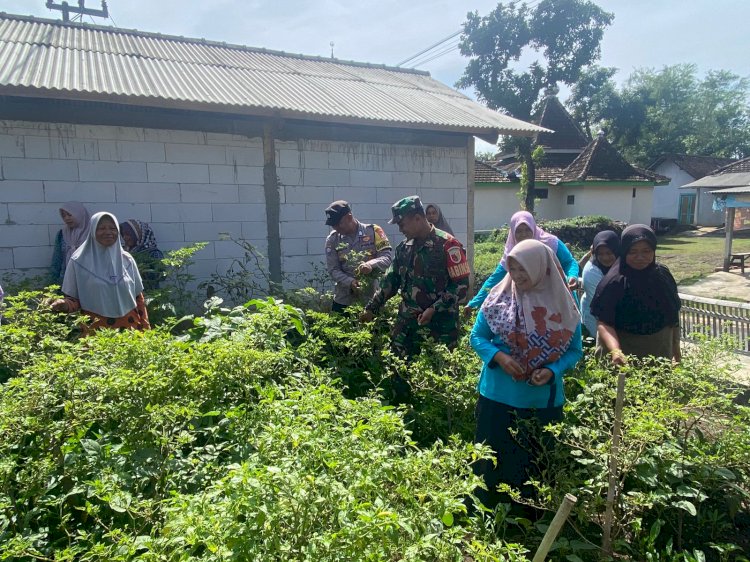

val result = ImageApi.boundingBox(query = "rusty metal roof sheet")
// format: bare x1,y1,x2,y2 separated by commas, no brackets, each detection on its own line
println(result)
0,13,546,137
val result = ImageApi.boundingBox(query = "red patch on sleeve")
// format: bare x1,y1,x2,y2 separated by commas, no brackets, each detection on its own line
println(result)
444,238,469,280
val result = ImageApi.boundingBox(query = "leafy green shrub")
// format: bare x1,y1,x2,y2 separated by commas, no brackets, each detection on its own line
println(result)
143,386,526,562
540,215,624,252
0,288,81,381
144,242,209,322
0,297,526,561
534,341,750,559
1,285,749,561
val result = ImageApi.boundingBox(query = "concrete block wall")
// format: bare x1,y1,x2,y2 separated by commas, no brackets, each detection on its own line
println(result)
1,120,471,289
276,138,469,279
0,120,265,283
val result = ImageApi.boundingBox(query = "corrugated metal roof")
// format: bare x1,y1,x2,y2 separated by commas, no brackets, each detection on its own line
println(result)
0,13,547,137
709,185,750,194
684,173,750,189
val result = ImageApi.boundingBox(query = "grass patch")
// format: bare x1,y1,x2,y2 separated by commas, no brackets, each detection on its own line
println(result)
657,232,750,285
474,229,750,290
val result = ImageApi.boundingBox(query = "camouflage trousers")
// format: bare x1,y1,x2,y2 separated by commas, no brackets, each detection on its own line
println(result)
390,308,460,359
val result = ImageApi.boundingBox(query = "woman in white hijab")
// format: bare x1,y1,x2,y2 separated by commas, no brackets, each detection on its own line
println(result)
469,239,582,508
50,212,150,332
50,202,92,282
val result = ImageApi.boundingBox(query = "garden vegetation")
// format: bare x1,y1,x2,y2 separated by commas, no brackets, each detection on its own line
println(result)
1,231,749,561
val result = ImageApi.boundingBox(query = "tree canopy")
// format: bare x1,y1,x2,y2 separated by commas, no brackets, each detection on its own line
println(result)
566,64,750,166
458,0,613,210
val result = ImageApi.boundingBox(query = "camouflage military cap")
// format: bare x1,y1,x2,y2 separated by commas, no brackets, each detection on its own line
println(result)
388,195,424,224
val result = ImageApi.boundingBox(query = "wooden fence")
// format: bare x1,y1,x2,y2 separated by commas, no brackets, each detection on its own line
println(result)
678,293,750,355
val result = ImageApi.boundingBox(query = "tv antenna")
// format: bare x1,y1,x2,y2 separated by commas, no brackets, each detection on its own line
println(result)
45,1,109,23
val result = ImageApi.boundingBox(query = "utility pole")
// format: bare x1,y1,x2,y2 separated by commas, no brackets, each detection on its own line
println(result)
45,1,109,23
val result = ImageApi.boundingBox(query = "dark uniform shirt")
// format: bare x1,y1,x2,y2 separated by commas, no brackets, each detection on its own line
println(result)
325,221,392,306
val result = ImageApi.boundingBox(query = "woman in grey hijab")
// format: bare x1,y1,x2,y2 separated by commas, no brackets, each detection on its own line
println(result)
425,203,454,235
50,212,150,333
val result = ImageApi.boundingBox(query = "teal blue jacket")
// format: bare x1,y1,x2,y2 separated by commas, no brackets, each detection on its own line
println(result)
470,310,582,409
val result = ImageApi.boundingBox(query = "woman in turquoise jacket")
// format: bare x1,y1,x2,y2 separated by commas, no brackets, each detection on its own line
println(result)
470,239,582,508
467,211,579,310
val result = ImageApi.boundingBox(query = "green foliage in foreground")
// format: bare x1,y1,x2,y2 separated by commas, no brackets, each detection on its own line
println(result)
1,291,749,560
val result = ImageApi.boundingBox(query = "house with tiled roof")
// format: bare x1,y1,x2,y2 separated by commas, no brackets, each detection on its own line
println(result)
649,154,737,226
474,95,667,230
0,12,544,286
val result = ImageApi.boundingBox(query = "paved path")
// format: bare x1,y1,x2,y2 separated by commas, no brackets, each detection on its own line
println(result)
677,271,750,382
678,271,750,303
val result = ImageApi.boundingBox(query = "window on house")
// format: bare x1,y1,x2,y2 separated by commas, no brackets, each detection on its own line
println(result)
566,195,575,205
632,188,637,198
536,188,549,199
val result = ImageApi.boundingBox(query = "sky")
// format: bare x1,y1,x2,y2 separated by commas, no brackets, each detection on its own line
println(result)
4,0,749,153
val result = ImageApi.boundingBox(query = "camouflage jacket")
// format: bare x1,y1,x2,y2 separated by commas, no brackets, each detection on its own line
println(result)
366,227,469,317
325,221,392,305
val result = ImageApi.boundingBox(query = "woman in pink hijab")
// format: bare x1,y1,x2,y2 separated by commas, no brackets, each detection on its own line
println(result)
50,202,91,282
467,211,579,310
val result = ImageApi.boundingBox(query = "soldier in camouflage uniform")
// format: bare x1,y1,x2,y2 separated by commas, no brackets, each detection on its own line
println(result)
324,200,392,313
361,196,470,358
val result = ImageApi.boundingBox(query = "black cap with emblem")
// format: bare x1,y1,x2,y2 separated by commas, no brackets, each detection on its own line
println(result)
324,200,352,226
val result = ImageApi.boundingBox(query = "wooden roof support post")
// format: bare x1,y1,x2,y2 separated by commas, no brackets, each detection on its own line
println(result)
723,207,736,272
466,135,476,293
263,121,282,290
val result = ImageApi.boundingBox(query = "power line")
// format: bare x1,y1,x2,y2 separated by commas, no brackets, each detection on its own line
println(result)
396,29,461,67
397,0,543,69
409,39,461,68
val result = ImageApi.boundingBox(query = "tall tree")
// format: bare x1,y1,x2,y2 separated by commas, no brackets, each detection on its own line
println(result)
567,64,750,165
565,65,618,138
458,0,613,211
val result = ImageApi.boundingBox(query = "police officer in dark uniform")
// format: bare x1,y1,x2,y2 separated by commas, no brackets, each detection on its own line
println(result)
324,200,392,313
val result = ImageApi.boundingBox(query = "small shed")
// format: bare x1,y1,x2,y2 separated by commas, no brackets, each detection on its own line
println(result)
684,157,750,270
649,154,736,226
0,13,545,287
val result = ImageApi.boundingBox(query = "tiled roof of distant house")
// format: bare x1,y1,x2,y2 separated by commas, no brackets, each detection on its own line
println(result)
713,156,750,175
552,135,668,184
474,160,511,183
533,96,590,150
649,154,737,179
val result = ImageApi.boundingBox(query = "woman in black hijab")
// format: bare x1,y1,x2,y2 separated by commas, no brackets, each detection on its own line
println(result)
590,225,681,365
580,231,620,336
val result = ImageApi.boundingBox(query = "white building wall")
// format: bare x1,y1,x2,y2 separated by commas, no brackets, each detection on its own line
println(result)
562,185,654,224
473,184,563,230
474,186,521,230
0,120,469,286
467,182,657,231
651,161,692,220
276,138,469,276
631,186,654,225
695,187,723,226
536,186,564,221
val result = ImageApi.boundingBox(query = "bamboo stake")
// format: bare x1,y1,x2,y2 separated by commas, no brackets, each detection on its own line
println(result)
532,493,578,562
602,371,627,555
